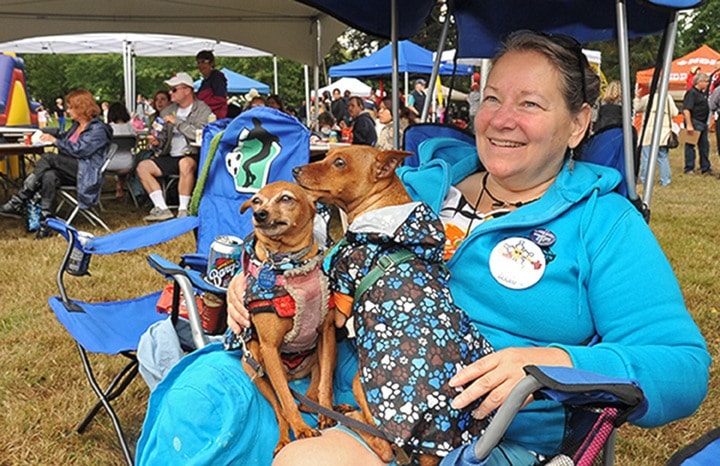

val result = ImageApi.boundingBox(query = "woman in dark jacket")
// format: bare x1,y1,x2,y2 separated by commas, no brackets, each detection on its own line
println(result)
0,88,112,238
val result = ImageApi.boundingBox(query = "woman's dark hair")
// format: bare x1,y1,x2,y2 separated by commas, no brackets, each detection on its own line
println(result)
380,96,416,125
318,111,336,127
266,94,285,112
495,30,601,113
107,102,130,123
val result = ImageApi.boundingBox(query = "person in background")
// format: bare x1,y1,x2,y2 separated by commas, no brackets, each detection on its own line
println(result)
375,96,414,151
248,96,267,109
101,101,110,123
341,96,377,146
136,72,212,221
682,72,712,175
266,94,286,113
54,97,66,130
634,92,678,187
687,65,700,91
135,94,150,128
708,81,720,160
594,80,623,132
466,82,482,127
195,50,228,119
105,102,137,198
407,78,427,119
331,88,348,125
0,89,111,239
36,104,49,129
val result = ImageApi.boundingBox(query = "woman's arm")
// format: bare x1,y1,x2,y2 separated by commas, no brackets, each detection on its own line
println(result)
53,120,111,159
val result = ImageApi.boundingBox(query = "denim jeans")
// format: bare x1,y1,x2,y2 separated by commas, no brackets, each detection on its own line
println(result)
684,120,710,173
640,145,671,186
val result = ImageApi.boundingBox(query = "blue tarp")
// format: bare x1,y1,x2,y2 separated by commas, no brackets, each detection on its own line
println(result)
194,67,270,94
300,0,703,57
329,40,474,78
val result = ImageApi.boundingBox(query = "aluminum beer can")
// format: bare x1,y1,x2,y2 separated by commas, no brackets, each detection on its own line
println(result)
67,231,94,276
206,235,243,289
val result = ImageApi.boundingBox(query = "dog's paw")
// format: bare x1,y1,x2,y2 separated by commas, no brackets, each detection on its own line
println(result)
293,425,321,440
317,414,337,429
333,403,356,413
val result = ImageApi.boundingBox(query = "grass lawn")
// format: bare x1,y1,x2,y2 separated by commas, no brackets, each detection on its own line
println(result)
0,148,718,465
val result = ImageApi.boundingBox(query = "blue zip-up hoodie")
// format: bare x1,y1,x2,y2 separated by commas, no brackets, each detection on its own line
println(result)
398,138,710,456
54,117,112,208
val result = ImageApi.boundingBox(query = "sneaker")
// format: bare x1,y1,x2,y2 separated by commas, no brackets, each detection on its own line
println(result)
177,209,189,218
35,225,55,240
0,200,23,219
144,207,174,222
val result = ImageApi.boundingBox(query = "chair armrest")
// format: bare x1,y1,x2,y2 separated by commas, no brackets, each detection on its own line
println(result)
472,366,647,462
46,216,200,255
146,254,229,350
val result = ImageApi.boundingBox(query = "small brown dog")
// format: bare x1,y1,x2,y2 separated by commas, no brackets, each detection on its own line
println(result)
293,146,493,466
229,180,336,456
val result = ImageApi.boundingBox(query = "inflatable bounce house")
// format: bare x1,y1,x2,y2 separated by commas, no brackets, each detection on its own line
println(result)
0,52,37,178
0,52,37,127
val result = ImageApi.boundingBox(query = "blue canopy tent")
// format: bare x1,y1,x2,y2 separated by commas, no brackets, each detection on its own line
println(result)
298,0,702,212
328,40,473,77
194,67,270,94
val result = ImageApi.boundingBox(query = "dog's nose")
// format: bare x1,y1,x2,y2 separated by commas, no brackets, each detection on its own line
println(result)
292,166,302,178
254,210,269,223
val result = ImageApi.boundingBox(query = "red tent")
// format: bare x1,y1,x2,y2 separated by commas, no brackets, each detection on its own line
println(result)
635,44,720,96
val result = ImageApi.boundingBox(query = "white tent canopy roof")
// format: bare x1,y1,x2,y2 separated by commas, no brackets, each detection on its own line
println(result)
313,77,372,97
0,1,346,65
0,33,273,58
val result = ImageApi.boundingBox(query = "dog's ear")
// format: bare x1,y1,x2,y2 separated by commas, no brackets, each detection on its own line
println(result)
375,150,411,179
240,197,255,214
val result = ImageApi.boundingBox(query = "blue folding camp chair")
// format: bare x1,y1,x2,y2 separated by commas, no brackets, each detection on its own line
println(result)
45,106,311,465
666,427,720,466
402,122,476,168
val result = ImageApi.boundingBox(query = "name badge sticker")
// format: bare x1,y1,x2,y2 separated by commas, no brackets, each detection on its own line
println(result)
489,237,546,289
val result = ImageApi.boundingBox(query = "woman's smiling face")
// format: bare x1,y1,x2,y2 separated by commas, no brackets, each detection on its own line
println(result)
474,50,589,189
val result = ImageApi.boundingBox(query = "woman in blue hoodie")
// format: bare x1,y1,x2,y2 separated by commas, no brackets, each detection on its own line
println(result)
138,31,710,466
0,89,111,239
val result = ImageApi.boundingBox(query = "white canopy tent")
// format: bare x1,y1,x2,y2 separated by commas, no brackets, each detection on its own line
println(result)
312,77,372,98
0,1,348,118
0,33,273,112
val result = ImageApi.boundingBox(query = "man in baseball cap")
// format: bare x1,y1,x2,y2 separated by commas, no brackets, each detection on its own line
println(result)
136,71,212,221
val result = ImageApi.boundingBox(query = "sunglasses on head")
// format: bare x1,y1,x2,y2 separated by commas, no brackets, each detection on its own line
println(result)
515,30,589,104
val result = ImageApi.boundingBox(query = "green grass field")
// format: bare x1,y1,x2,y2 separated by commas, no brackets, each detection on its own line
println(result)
0,150,718,465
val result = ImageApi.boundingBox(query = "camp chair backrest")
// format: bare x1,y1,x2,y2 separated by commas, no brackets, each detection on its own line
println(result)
402,123,476,168
194,106,310,256
577,126,638,198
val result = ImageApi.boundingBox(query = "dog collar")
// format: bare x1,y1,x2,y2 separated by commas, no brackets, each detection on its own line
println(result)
260,239,315,266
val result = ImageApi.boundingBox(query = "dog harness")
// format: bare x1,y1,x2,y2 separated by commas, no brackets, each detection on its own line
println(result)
224,237,332,376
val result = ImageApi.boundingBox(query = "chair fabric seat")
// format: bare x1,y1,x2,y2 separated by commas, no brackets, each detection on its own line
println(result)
49,291,166,354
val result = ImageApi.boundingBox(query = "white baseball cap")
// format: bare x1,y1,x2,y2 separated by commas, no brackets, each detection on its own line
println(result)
165,72,194,88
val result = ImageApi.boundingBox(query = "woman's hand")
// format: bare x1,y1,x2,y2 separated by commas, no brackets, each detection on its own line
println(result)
39,133,56,144
226,272,251,333
449,347,572,419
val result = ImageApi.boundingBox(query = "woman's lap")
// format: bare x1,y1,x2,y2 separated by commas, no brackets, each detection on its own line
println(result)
136,340,359,465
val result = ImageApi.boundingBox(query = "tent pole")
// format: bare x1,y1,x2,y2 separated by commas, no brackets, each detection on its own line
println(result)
391,0,400,149
273,56,278,94
304,64,311,127
615,0,638,203
313,18,321,131
642,13,679,210
422,6,451,123
123,40,133,113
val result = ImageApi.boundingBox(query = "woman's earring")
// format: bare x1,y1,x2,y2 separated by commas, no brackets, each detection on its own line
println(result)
568,147,575,171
